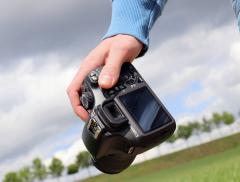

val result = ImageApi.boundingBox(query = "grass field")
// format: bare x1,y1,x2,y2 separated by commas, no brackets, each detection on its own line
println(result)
129,145,240,182
82,133,240,182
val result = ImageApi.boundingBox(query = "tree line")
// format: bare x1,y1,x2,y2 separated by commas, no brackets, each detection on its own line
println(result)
3,111,237,182
166,111,236,143
3,151,92,182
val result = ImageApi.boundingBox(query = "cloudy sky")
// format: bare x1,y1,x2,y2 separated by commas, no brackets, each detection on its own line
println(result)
0,0,239,179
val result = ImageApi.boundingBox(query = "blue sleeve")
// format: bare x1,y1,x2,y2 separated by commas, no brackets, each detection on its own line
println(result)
232,0,240,30
103,0,168,56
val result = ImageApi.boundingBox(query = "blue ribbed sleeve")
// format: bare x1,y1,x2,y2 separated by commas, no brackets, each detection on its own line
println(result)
103,0,168,56
232,0,240,30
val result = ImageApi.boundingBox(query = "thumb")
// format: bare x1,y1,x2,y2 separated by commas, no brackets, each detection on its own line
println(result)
98,54,124,89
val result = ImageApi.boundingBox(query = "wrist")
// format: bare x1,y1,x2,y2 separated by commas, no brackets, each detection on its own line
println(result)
103,0,167,57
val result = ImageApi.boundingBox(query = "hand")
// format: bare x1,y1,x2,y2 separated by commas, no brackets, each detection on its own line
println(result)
67,34,143,121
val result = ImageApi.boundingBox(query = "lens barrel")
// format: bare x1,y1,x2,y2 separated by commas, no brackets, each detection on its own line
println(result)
92,155,136,174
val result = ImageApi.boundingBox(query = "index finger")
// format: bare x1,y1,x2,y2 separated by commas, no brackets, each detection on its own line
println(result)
67,49,106,121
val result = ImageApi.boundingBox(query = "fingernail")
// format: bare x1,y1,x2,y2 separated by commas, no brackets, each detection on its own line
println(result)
99,75,113,86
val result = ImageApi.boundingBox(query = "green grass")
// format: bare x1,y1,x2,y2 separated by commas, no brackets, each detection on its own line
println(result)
130,145,240,182
82,133,240,182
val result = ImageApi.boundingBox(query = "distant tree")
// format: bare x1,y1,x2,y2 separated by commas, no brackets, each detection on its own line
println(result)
76,151,92,168
211,112,222,126
189,121,203,143
177,125,192,139
67,164,79,175
221,111,235,125
32,158,47,181
18,167,33,182
3,172,22,182
201,117,211,133
189,121,201,132
76,151,92,177
166,134,177,143
49,158,64,178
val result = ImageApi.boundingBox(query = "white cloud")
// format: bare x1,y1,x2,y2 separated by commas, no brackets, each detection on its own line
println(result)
0,54,85,177
185,89,212,108
135,22,240,123
230,42,240,64
136,22,238,94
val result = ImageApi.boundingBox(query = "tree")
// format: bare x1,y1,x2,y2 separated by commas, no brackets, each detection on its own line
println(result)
211,112,222,126
221,111,235,125
18,167,33,182
189,122,201,132
3,172,22,182
166,134,177,143
76,151,92,177
49,158,64,178
188,121,203,143
76,151,92,168
201,117,211,133
67,164,79,175
32,158,47,181
177,125,192,139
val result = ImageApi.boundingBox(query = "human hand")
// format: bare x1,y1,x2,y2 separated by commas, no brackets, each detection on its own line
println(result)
67,34,143,121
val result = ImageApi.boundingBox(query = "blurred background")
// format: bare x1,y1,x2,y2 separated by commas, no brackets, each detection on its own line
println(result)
0,0,240,181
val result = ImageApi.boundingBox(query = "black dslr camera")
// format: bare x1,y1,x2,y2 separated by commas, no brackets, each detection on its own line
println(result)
81,63,176,174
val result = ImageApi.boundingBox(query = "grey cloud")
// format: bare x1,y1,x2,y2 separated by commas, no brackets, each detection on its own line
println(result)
0,0,111,68
150,0,236,48
0,0,236,69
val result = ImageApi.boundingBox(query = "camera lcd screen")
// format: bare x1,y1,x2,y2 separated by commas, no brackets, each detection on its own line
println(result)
119,87,171,133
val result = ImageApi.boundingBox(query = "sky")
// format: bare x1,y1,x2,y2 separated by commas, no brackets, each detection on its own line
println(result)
0,0,240,179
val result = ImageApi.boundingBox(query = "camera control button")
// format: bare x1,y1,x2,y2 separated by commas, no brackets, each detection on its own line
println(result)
81,92,94,110
89,71,99,84
109,90,115,95
137,77,143,83
128,147,135,154
125,78,136,85
114,87,120,92
119,85,125,90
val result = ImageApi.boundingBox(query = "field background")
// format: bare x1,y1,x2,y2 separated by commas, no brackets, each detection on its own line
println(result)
82,133,240,182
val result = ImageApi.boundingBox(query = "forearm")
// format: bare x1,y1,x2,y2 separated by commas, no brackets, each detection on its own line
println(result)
232,0,240,30
103,0,168,56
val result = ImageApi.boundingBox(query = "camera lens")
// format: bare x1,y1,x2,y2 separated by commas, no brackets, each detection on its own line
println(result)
92,155,136,174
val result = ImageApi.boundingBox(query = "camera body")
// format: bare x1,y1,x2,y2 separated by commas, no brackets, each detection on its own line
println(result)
81,63,176,174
